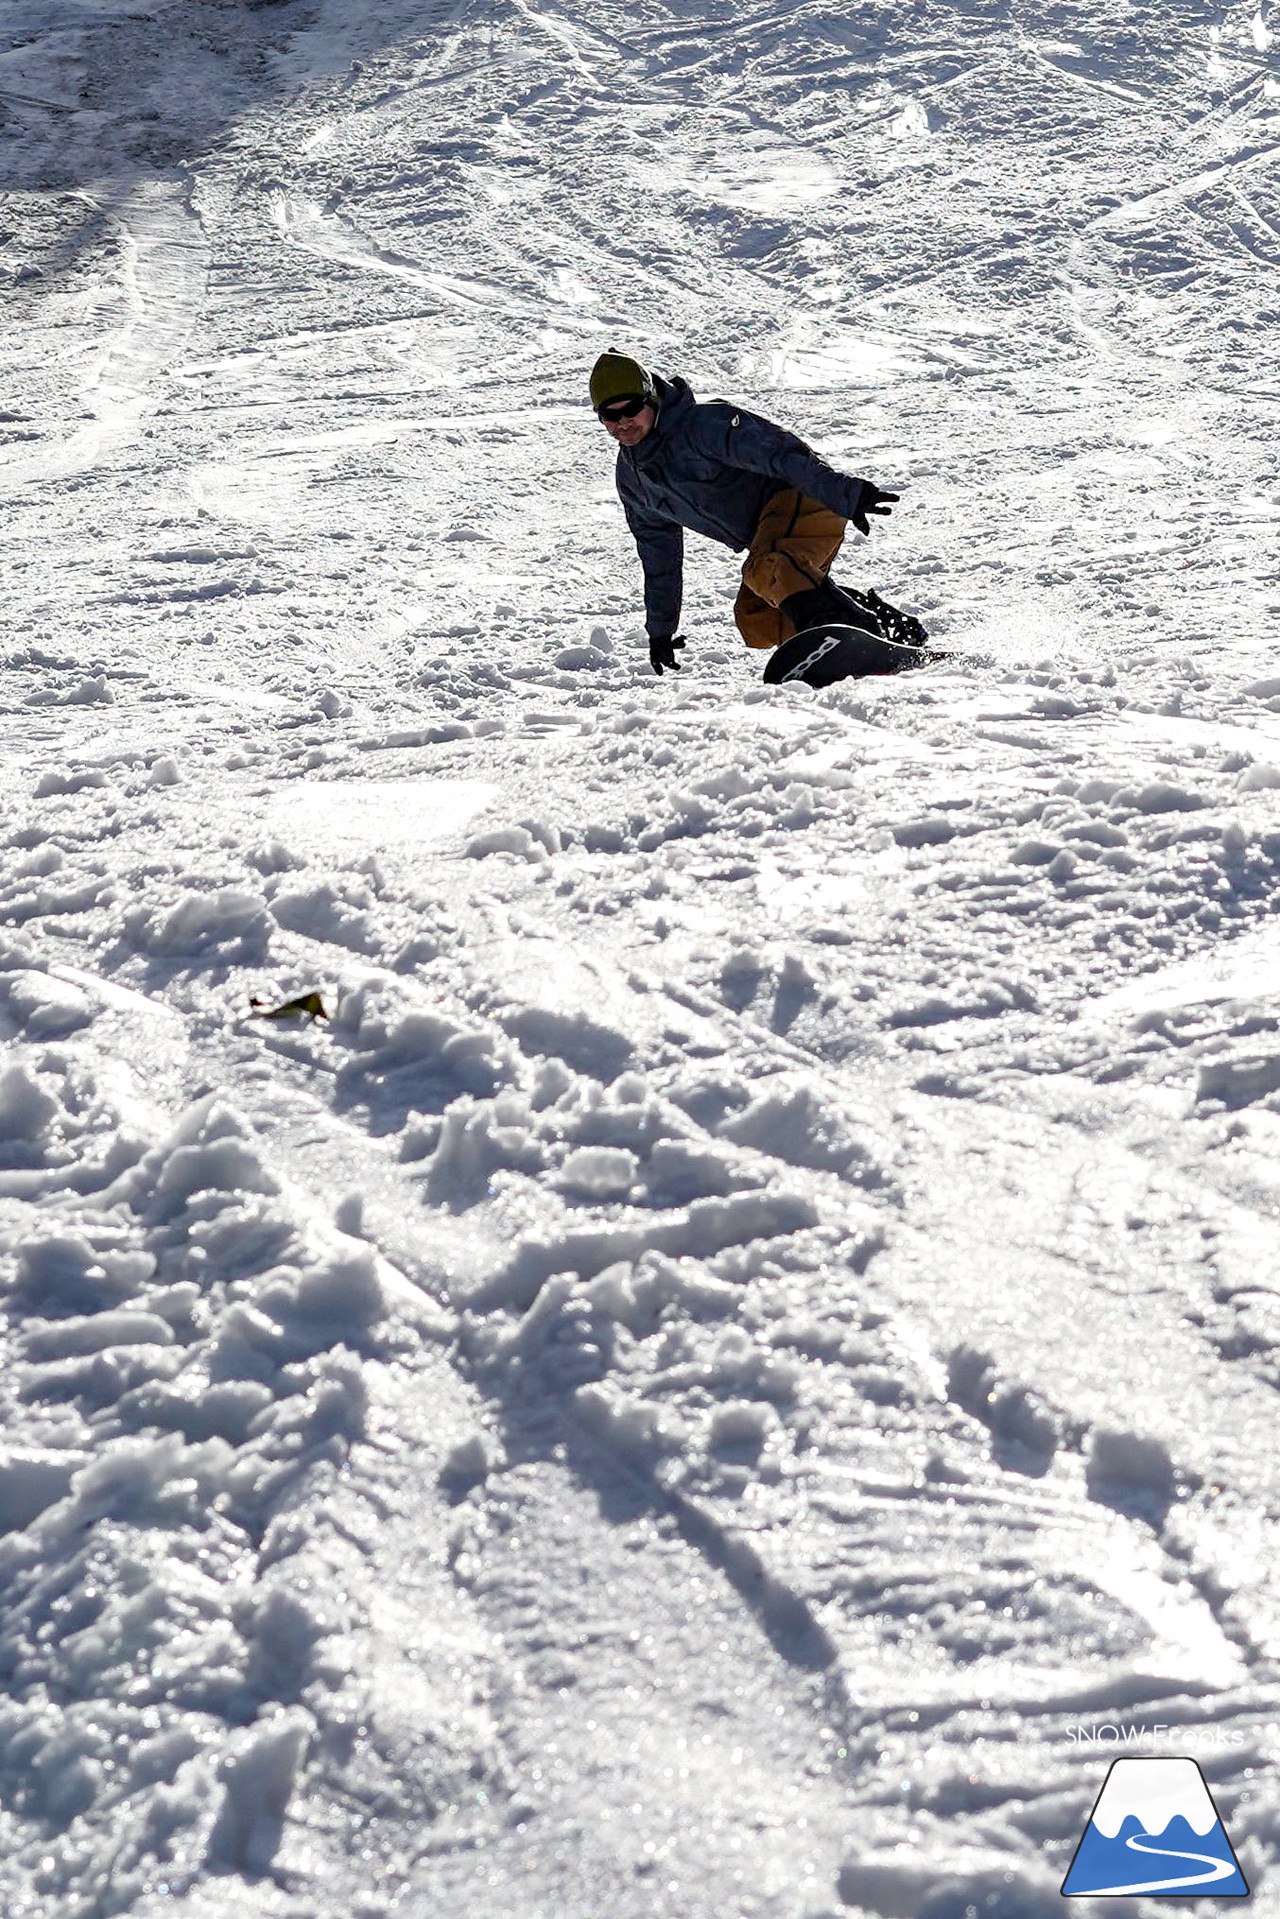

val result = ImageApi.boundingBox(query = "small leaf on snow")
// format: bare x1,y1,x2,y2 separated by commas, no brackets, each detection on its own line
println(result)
250,990,329,1022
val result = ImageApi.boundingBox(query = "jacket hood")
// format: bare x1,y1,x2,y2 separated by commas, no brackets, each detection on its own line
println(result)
627,374,694,467
652,374,695,427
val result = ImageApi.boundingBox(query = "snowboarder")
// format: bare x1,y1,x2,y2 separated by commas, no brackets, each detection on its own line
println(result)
590,351,921,676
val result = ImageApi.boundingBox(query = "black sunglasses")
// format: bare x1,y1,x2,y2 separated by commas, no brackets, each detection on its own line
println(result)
598,396,648,422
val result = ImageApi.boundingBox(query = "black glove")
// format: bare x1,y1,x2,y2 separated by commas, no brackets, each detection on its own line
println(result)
851,483,900,536
649,633,686,675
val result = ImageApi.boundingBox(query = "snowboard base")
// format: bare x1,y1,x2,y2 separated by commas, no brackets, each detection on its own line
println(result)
763,623,945,689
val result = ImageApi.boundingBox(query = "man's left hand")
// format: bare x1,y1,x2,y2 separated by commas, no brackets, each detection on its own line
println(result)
852,484,899,536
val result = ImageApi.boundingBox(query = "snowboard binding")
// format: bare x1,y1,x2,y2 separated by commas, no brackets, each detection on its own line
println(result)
780,576,929,650
839,585,929,650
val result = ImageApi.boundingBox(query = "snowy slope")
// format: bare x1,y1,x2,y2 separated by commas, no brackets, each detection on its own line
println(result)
2,0,1280,1914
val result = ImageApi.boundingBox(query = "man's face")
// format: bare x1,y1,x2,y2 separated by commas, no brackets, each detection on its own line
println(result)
599,400,655,447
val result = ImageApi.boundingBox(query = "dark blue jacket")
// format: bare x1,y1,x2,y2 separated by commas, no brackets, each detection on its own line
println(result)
614,375,871,638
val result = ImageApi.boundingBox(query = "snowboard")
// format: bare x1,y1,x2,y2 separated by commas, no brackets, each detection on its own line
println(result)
763,623,949,689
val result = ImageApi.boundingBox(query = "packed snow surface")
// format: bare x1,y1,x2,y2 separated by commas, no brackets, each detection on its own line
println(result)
2,0,1280,1914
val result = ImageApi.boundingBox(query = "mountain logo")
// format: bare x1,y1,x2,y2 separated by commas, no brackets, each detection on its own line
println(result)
1062,1757,1249,1898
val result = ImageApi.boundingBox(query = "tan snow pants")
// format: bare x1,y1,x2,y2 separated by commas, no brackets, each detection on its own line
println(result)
734,488,848,650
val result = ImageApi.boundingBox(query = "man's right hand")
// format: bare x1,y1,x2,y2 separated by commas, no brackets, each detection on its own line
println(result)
649,634,686,675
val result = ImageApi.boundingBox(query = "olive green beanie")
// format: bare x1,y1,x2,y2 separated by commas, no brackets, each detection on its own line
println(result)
589,351,658,411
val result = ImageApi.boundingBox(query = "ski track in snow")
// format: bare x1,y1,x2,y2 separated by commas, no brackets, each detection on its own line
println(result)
3,0,1280,1914
0,176,208,491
